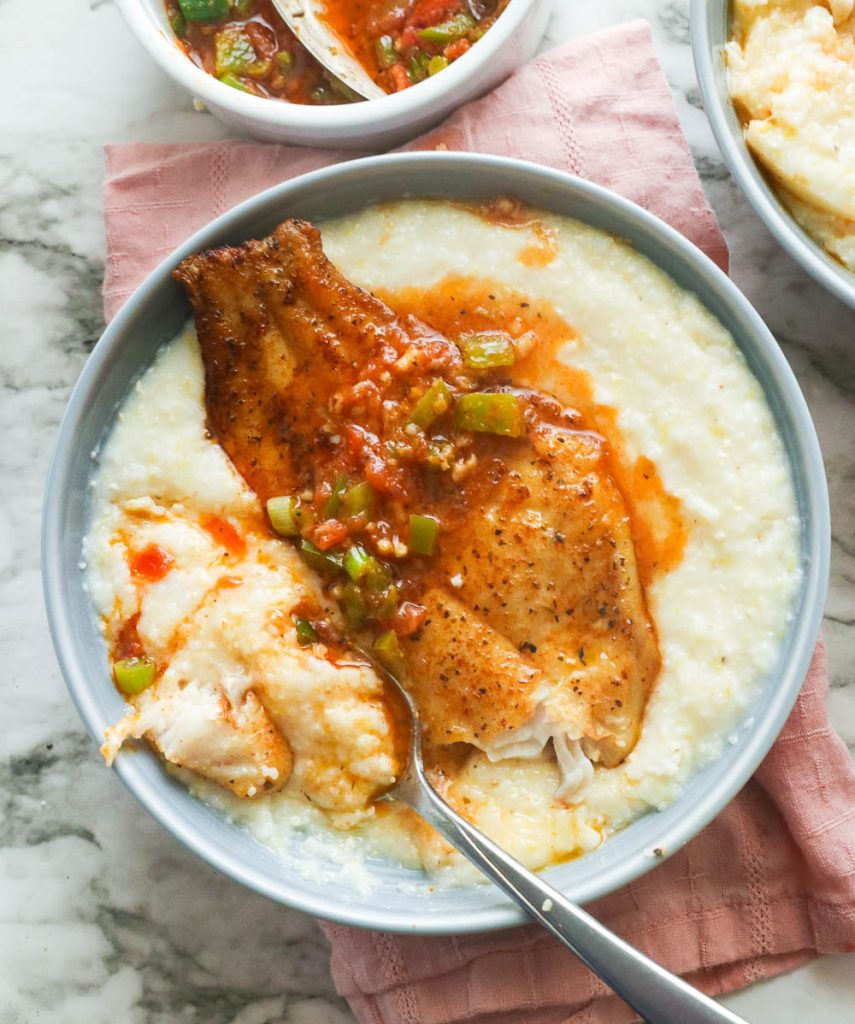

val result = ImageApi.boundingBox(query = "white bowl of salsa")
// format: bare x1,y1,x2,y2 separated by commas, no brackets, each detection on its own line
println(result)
115,0,551,148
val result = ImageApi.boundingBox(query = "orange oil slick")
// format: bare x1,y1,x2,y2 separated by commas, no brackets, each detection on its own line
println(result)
200,515,247,558
129,543,175,583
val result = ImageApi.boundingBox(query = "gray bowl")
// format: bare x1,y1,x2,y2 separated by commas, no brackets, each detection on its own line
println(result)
691,0,855,311
43,153,829,934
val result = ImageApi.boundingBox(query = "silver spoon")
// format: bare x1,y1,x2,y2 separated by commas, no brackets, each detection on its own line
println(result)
377,660,749,1024
271,0,387,100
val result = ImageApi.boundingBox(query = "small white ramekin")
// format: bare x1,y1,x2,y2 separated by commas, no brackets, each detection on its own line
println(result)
115,0,551,148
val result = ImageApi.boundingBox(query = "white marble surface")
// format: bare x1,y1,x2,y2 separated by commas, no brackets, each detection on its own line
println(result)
1,0,854,1021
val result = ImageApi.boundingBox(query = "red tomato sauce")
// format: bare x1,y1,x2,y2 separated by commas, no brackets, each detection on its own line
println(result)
164,0,509,102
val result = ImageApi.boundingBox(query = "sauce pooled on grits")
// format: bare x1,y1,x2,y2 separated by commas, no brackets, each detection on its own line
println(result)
89,199,799,880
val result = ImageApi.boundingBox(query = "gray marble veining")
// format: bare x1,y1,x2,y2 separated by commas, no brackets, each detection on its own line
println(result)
1,0,853,1021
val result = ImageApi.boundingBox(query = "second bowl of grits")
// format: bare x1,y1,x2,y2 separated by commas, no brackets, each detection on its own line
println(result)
692,0,855,310
43,153,829,932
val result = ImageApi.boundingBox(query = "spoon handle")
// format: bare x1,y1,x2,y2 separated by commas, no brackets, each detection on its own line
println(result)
405,781,748,1024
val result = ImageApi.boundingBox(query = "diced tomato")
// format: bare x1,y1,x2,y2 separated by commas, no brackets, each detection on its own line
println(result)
395,601,428,637
200,515,247,557
115,613,144,661
345,423,368,457
245,21,277,60
312,518,349,550
365,452,405,495
389,63,411,91
444,38,471,61
129,544,175,583
407,0,462,29
399,25,419,48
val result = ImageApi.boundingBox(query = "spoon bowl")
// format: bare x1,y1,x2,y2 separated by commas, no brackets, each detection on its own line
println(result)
271,0,386,100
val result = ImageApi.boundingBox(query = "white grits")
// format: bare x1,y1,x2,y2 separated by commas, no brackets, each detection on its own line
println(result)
86,200,801,885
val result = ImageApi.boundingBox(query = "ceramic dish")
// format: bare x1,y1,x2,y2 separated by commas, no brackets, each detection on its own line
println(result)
691,0,855,311
114,0,550,148
43,152,829,934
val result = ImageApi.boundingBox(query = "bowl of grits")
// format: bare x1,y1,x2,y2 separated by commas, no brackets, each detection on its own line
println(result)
691,0,855,311
114,0,550,147
43,152,829,933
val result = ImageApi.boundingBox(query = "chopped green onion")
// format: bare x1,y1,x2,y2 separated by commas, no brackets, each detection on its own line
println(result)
375,35,398,69
459,332,516,370
323,473,350,518
215,26,257,75
341,581,368,630
178,0,229,23
341,480,375,519
300,539,344,575
418,13,475,44
408,50,431,84
218,71,249,91
428,55,449,76
343,544,378,582
373,629,405,676
455,392,527,437
276,49,294,69
408,514,440,556
294,617,318,647
410,378,453,429
113,656,156,696
266,496,312,537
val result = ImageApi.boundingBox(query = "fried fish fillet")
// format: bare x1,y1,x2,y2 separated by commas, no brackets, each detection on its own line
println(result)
174,219,660,797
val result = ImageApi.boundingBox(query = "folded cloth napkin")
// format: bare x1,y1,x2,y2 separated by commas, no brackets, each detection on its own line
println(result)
102,20,855,1024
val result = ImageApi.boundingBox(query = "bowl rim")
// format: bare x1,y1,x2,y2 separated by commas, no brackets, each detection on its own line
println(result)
114,0,539,131
690,0,855,311
43,151,830,933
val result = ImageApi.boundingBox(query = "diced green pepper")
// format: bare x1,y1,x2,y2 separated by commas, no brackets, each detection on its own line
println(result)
341,581,368,630
364,559,393,592
373,629,405,676
294,617,318,647
323,473,350,518
343,543,378,582
300,539,345,575
113,656,156,696
410,378,453,429
218,71,249,92
341,480,375,519
418,13,475,45
408,514,440,556
375,35,398,69
266,496,312,537
215,25,257,75
178,0,229,23
167,3,187,35
276,50,294,70
426,439,455,470
455,392,526,437
325,72,363,103
459,332,516,370
408,50,431,84
372,583,398,621
428,55,449,76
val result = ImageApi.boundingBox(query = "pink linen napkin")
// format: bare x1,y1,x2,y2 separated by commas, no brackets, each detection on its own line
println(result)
101,20,855,1023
